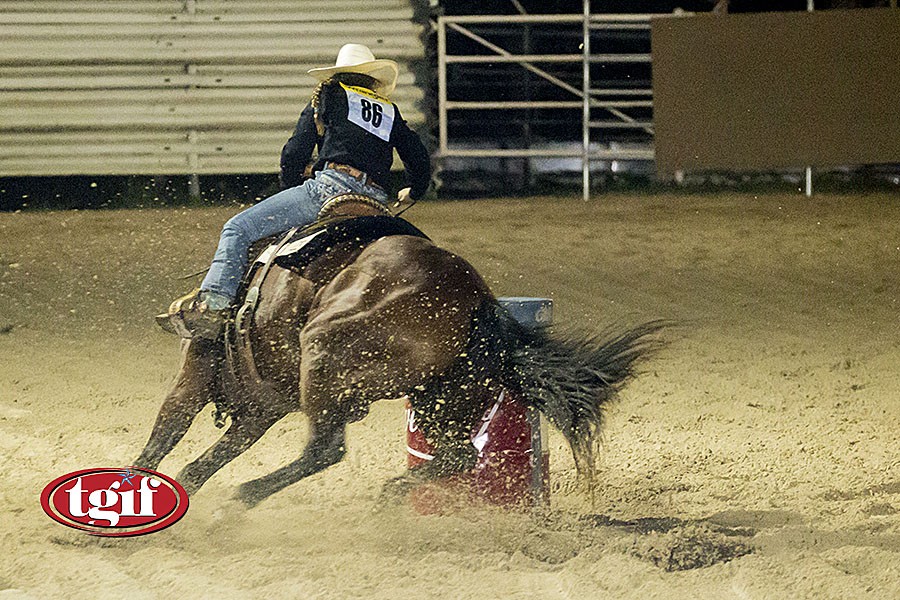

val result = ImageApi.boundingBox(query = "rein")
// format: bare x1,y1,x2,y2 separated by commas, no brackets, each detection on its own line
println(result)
394,197,418,218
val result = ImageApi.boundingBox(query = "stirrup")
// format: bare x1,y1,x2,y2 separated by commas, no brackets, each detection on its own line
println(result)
156,288,226,340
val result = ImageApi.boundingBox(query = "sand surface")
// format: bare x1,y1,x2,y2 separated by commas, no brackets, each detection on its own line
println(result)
1,193,898,599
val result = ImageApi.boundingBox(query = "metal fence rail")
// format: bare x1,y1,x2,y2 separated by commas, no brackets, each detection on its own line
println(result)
437,3,667,200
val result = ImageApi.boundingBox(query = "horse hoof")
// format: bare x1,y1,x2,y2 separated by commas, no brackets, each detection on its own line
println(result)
174,473,202,498
377,475,415,506
234,481,266,508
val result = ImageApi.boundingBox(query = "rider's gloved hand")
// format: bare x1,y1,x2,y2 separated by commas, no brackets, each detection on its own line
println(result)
396,187,412,207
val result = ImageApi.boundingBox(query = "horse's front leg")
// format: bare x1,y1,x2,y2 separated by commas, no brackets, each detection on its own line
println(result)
176,406,286,496
235,414,346,507
134,339,220,470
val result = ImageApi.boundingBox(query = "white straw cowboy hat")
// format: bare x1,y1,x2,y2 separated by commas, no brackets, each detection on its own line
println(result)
307,44,400,97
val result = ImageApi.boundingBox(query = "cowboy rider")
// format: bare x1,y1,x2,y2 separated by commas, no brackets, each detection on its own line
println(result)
162,43,431,339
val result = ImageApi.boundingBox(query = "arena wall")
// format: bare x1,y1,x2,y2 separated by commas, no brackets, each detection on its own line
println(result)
652,8,900,178
0,0,427,177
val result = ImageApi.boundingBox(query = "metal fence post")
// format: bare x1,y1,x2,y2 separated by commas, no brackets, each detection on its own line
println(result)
805,0,814,197
582,0,591,201
438,17,448,159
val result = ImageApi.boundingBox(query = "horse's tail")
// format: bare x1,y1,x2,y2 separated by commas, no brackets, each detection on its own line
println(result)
469,301,667,481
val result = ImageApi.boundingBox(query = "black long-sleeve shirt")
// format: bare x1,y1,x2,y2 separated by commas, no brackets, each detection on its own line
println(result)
280,80,431,199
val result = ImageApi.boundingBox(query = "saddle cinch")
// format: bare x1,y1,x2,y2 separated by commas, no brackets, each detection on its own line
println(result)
157,194,428,339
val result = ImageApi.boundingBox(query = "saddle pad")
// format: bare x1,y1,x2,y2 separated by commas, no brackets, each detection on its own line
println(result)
255,215,429,273
255,229,327,265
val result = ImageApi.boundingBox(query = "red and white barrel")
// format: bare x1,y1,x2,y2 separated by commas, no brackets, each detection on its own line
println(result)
405,297,552,513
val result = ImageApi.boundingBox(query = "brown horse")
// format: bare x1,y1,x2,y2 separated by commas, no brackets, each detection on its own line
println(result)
135,210,664,507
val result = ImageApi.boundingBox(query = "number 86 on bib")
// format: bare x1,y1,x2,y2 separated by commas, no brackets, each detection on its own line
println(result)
342,83,395,142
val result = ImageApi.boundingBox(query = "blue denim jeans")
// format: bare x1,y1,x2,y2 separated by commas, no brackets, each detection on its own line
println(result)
200,168,389,301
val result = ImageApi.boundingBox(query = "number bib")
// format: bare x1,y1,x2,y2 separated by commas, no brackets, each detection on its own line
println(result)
341,83,395,142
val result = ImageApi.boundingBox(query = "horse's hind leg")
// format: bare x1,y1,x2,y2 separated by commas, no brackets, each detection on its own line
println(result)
419,438,479,478
380,422,479,502
234,413,346,507
134,339,220,471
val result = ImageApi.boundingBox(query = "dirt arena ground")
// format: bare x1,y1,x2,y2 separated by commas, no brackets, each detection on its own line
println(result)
1,193,898,599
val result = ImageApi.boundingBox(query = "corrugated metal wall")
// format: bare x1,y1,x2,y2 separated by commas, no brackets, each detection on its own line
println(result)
0,0,427,177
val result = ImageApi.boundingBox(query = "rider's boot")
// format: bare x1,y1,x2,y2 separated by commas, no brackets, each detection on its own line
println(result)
156,289,231,340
